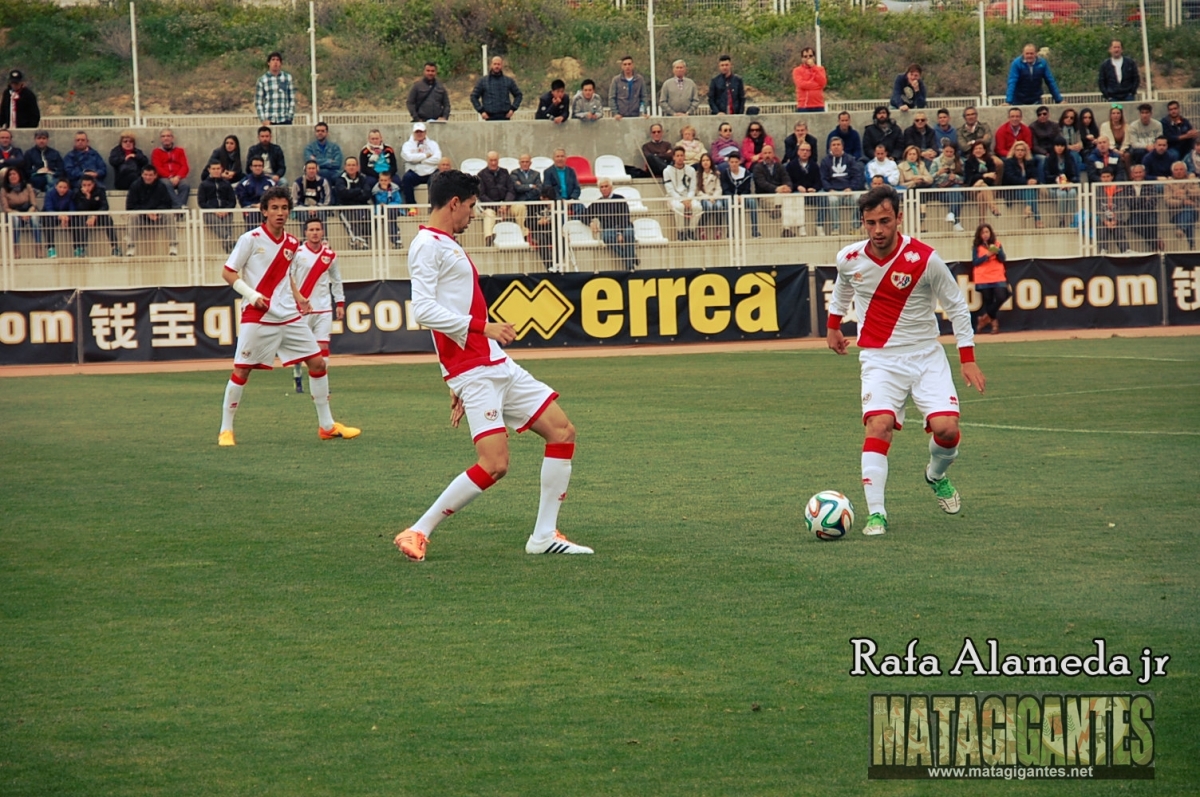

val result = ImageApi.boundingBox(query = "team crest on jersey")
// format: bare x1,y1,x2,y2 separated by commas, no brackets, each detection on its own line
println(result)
904,251,920,263
321,255,332,264
852,271,864,282
862,392,872,403
891,272,913,290
484,409,499,421
283,249,294,261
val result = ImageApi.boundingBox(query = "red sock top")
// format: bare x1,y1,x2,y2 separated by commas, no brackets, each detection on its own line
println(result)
544,442,575,460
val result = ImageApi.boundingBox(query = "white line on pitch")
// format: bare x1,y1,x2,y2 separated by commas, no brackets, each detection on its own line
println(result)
962,423,1200,437
963,382,1200,404
989,354,1194,363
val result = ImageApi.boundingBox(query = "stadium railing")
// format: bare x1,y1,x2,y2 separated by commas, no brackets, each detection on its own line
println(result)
140,113,314,129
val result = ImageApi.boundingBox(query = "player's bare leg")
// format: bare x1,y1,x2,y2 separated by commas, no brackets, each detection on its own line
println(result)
526,402,591,554
218,364,254,446
925,415,962,514
862,414,895,535
307,352,360,440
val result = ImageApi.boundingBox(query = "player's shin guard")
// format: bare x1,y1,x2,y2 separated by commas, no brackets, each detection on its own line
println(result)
531,443,574,543
862,438,890,517
413,465,496,535
308,370,335,429
220,372,247,432
927,431,960,481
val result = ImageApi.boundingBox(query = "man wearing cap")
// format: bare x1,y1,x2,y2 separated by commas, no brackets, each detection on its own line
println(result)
400,122,441,207
1,70,40,129
25,130,62,193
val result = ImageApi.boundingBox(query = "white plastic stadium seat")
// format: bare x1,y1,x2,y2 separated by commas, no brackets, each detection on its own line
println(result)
530,156,554,173
492,221,530,249
564,220,601,247
460,158,487,176
499,157,520,172
620,186,648,213
594,155,631,183
633,218,669,245
579,187,602,206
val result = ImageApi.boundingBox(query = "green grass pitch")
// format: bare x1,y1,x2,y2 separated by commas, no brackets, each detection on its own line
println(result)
2,336,1198,795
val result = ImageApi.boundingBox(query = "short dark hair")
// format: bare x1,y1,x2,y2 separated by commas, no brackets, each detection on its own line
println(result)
581,79,595,89
267,51,283,64
1036,105,1049,115
1138,103,1153,113
937,108,949,116
1167,100,1180,109
874,105,889,117
673,146,686,156
425,61,438,69
428,169,479,210
257,125,271,136
249,156,264,166
305,159,320,169
315,122,328,130
1155,135,1169,143
142,164,158,174
905,63,922,75
304,217,324,229
260,185,293,212
621,55,633,62
551,78,565,91
858,185,901,218
719,54,731,62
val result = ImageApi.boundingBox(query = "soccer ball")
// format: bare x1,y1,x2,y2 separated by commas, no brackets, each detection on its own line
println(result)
805,491,855,540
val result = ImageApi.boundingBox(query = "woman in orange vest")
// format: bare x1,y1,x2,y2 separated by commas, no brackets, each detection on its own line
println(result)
971,223,1008,334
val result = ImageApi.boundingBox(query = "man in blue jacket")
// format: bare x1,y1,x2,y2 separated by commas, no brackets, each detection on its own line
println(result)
62,131,107,188
541,147,584,216
1006,44,1063,106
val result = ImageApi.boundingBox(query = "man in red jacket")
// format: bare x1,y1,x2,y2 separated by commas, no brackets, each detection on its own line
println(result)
791,48,827,113
151,128,191,208
993,108,1033,159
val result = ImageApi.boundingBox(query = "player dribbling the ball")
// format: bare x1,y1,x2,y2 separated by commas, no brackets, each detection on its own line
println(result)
826,185,986,536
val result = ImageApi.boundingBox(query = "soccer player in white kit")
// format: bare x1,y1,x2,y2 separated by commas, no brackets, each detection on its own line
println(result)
393,170,592,561
290,218,345,393
218,187,360,446
826,185,987,536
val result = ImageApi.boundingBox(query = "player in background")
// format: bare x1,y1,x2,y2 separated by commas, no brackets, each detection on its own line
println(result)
218,186,360,446
290,218,345,393
826,185,986,536
393,170,592,561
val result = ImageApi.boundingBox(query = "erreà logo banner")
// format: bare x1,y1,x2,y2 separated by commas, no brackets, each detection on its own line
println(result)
481,266,810,346
868,693,1154,780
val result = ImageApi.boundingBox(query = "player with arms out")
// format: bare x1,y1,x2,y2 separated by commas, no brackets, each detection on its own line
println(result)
394,170,592,561
290,218,345,394
826,185,986,536
218,186,360,446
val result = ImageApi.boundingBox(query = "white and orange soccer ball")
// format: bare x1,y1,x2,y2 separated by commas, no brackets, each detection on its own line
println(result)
805,491,855,540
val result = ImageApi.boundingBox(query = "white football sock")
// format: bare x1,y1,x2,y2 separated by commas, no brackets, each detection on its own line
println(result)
927,431,960,481
531,443,574,542
413,465,495,536
309,371,335,429
862,438,890,516
220,373,246,433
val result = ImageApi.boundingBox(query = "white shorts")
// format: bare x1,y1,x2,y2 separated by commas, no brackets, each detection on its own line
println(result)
447,359,558,443
859,343,959,432
234,320,321,370
305,311,332,348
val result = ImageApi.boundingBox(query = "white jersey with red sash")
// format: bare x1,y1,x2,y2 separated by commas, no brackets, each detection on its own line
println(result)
408,225,507,380
224,225,302,325
830,234,974,352
291,242,344,314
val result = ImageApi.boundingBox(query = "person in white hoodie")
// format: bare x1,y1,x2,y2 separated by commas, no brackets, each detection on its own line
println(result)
865,144,901,190
663,147,701,240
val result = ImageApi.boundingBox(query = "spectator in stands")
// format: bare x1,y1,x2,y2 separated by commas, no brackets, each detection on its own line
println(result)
1077,108,1100,158
255,52,295,125
826,112,863,160
73,173,120,257
819,137,861,235
711,122,740,168
304,122,344,185
786,141,821,194
235,156,277,230
791,47,826,113
152,128,191,209
890,64,926,112
642,123,673,177
1124,164,1161,250
399,122,440,208
660,60,699,117
63,131,106,188
478,150,521,245
247,126,286,180
512,153,543,203
1099,40,1139,103
292,160,332,225
1086,136,1127,182
542,147,584,215
1006,44,1063,106
332,156,373,249
709,54,746,116
407,62,450,122
2,70,39,129
720,151,759,237
741,120,774,169
1165,160,1200,248
108,130,148,191
198,160,237,253
471,56,522,121
1041,137,1079,227
124,164,178,257
1058,109,1085,173
782,121,818,166
1142,136,1178,181
572,79,604,122
527,183,558,271
371,171,405,247
43,176,76,259
862,106,903,162
584,178,639,270
1099,105,1131,166
932,109,958,153
1029,105,1060,164
0,129,23,176
971,223,1008,334
964,139,1002,217
994,108,1032,159
664,146,701,240
676,125,705,166
957,107,992,155
535,79,570,124
1127,103,1163,166
1095,168,1127,254
1,168,41,255
898,145,933,194
609,56,648,120
26,130,62,194
865,144,900,190
360,128,398,179
931,141,965,231
902,112,938,163
210,135,243,184
1185,139,1200,176
1162,100,1197,161
1002,140,1042,227
695,153,727,238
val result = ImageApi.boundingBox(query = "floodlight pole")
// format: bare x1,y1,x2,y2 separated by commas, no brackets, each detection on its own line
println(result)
648,0,658,116
978,1,987,105
130,2,142,127
309,1,318,123
814,0,823,66
1138,0,1153,100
